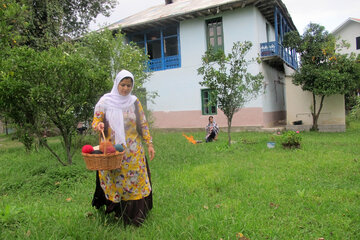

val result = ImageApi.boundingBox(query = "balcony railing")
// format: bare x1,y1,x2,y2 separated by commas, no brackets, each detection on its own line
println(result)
148,55,181,71
260,41,298,70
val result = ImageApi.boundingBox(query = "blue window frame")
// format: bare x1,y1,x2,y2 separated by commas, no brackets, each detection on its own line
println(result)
129,25,181,71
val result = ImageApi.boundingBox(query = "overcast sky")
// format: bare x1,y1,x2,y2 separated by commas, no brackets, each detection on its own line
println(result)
89,0,360,33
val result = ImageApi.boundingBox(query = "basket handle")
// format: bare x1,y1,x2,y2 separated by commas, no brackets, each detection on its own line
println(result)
99,130,107,155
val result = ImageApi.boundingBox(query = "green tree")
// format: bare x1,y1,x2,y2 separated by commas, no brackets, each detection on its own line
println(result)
0,0,116,151
0,0,28,49
0,1,154,165
0,29,151,165
0,44,108,163
198,41,263,146
0,47,42,150
23,0,116,49
81,29,152,100
32,44,110,165
284,23,360,131
345,54,360,112
81,29,157,113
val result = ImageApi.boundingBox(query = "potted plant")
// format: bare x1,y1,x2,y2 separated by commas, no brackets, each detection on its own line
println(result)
280,131,302,149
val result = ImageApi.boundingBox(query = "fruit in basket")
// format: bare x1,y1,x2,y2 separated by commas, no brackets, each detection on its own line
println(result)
99,141,116,154
82,145,94,153
114,144,124,152
90,150,103,154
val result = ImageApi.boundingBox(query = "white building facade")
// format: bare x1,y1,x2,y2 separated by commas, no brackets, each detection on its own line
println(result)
108,0,298,130
332,18,360,55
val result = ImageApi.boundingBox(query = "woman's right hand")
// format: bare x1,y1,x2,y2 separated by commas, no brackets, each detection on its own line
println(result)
97,122,104,132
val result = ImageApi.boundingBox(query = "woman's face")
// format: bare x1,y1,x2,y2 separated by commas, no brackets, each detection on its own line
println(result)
209,117,213,123
118,77,133,96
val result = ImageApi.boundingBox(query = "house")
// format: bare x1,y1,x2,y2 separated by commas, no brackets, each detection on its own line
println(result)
106,0,300,131
332,17,360,55
286,18,360,132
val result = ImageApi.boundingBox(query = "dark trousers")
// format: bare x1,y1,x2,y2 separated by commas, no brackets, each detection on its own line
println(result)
206,130,216,142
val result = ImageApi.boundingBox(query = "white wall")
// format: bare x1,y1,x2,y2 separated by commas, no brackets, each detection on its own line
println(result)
284,64,345,128
145,5,284,115
254,8,286,113
261,63,286,112
334,21,360,55
144,17,206,112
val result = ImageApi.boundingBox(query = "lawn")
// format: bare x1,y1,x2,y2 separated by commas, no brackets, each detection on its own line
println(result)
0,122,359,239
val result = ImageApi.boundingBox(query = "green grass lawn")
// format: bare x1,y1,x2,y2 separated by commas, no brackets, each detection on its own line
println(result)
0,123,359,240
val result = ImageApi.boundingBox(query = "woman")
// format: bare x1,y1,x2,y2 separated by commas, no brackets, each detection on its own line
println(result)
91,70,155,226
205,116,219,142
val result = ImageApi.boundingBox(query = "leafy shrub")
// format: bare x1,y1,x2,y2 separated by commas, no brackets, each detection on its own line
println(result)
280,131,302,148
349,96,360,120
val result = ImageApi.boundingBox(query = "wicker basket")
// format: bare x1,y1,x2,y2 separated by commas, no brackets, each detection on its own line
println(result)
82,131,124,170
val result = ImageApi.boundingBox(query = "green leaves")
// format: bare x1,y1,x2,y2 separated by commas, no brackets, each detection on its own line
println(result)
0,28,151,164
285,23,359,97
284,23,360,130
198,41,264,145
0,0,117,50
280,131,302,148
0,0,28,49
198,41,263,114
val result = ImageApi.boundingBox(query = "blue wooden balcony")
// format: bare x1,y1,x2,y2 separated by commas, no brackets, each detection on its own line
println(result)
148,55,181,71
260,41,298,70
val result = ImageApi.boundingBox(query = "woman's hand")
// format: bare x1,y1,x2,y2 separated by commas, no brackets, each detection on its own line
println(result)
97,122,104,132
147,144,155,161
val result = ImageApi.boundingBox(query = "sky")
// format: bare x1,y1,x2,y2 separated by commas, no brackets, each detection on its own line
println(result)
89,0,360,33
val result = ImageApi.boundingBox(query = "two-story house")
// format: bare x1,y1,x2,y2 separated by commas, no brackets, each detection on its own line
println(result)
332,17,360,55
106,0,299,130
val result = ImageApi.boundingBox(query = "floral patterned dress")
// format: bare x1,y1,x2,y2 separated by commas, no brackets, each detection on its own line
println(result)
92,98,152,202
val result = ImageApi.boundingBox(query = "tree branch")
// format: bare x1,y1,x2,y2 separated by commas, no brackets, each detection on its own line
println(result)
41,139,67,166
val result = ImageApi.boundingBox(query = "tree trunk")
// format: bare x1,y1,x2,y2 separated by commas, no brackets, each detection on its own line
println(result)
5,117,8,135
311,94,325,131
62,131,73,165
227,116,233,146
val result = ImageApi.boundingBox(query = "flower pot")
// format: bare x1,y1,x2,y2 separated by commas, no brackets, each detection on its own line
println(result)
267,142,276,148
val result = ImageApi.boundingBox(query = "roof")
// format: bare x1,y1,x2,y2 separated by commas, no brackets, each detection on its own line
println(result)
105,0,297,33
332,17,360,34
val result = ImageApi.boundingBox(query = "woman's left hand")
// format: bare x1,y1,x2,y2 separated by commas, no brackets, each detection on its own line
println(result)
148,145,155,161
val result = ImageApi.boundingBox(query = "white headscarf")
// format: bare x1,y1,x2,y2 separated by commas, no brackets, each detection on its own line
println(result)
94,70,137,145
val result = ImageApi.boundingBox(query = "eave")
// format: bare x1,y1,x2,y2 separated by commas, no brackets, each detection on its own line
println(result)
105,0,297,34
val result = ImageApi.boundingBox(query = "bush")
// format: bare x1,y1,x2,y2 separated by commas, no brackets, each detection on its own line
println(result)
280,130,302,149
349,96,360,120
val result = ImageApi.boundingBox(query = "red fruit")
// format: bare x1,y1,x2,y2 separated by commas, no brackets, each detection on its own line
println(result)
82,145,94,153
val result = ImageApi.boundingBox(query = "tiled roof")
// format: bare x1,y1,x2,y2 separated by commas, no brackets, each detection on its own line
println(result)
332,17,360,33
104,0,296,33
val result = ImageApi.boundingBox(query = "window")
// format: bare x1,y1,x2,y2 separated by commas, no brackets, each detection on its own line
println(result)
206,17,224,52
163,26,179,57
266,23,270,42
131,33,145,49
129,25,181,71
356,36,360,50
201,89,217,115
